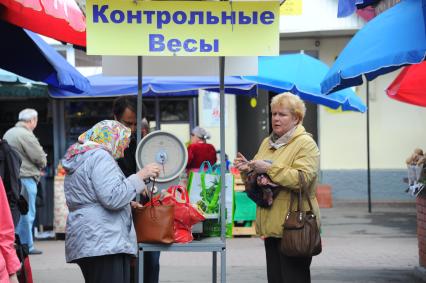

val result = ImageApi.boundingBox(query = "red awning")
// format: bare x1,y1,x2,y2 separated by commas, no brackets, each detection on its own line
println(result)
0,0,86,47
386,62,426,107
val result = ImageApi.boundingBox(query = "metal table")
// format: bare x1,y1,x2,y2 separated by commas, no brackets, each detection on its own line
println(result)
137,237,226,283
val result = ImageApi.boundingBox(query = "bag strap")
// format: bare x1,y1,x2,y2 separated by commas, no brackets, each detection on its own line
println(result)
149,178,157,206
199,161,213,173
288,173,303,212
298,171,314,212
288,186,296,211
169,185,189,204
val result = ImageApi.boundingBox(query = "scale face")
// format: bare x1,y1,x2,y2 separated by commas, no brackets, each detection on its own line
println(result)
135,131,188,183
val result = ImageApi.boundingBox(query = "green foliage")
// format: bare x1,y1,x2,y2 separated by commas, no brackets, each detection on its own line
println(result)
199,178,220,214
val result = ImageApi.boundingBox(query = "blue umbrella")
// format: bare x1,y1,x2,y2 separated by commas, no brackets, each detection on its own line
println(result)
0,20,90,93
0,68,48,97
0,68,44,84
243,53,366,112
48,75,257,98
321,0,426,94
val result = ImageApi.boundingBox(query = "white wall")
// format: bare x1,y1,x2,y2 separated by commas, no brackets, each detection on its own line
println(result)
317,37,366,170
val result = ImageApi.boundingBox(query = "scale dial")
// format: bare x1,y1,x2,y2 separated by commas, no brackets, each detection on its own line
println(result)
135,131,188,183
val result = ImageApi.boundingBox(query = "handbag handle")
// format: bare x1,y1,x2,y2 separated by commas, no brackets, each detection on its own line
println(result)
211,164,222,174
199,161,213,173
169,185,189,204
149,178,157,206
298,171,314,212
289,171,314,212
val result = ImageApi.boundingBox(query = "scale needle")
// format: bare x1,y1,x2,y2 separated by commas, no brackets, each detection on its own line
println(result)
162,163,165,177
160,154,166,177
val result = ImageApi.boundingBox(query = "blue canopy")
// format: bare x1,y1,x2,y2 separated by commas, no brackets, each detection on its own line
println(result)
244,54,366,112
48,75,257,98
0,20,90,93
321,0,426,94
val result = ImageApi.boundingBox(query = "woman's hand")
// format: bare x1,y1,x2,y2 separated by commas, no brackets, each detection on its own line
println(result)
233,152,250,173
130,201,143,209
137,163,161,180
249,160,272,174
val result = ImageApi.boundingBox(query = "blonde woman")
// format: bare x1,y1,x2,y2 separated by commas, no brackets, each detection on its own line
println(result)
234,92,320,283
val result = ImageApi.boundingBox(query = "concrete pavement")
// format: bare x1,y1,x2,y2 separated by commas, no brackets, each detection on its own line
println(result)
29,203,422,282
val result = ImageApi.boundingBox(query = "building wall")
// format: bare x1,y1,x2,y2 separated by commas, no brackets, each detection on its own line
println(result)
197,90,237,166
279,0,363,34
416,191,426,267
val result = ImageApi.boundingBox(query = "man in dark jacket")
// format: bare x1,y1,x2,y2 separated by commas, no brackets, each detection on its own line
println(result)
113,96,160,283
0,139,25,227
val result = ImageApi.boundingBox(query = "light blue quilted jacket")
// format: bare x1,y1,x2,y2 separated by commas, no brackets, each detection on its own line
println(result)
62,148,144,263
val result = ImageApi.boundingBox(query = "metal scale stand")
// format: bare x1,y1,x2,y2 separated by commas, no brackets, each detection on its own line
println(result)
135,57,227,283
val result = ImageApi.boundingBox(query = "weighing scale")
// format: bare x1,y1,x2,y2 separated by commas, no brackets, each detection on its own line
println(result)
135,130,188,193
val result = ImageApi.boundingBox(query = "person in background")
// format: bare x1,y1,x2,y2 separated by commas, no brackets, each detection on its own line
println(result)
62,120,160,283
406,148,425,195
234,92,320,283
3,108,47,255
186,126,217,170
0,177,20,283
141,118,150,138
0,138,25,227
112,96,161,283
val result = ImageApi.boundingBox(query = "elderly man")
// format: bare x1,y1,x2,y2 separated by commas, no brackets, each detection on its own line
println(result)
3,108,47,255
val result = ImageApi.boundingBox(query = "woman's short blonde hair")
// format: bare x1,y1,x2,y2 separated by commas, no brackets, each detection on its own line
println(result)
270,92,306,123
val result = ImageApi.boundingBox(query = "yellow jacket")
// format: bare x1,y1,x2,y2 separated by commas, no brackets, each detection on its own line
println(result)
252,124,320,238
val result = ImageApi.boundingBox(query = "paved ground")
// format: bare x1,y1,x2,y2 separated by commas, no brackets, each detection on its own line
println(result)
29,203,423,282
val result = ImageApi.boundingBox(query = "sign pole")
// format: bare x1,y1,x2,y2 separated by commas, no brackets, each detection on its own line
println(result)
219,56,226,283
137,56,143,145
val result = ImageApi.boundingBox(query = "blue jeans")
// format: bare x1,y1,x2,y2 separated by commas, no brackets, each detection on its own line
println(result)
16,177,37,251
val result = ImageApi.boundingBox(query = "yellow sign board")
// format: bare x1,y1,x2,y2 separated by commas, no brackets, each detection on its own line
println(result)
86,0,280,56
280,0,302,15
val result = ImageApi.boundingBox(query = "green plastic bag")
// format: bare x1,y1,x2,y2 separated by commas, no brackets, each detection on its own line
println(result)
187,162,234,237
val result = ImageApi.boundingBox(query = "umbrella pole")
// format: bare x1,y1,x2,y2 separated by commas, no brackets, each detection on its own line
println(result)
366,81,372,213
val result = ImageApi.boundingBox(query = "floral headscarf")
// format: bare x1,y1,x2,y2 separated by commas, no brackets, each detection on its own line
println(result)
64,120,131,160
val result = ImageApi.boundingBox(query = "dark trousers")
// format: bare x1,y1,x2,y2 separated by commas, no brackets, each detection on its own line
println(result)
76,254,131,283
130,251,161,283
264,237,312,283
143,251,161,283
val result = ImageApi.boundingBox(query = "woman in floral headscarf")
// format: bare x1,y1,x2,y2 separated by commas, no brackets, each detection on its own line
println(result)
62,120,160,283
